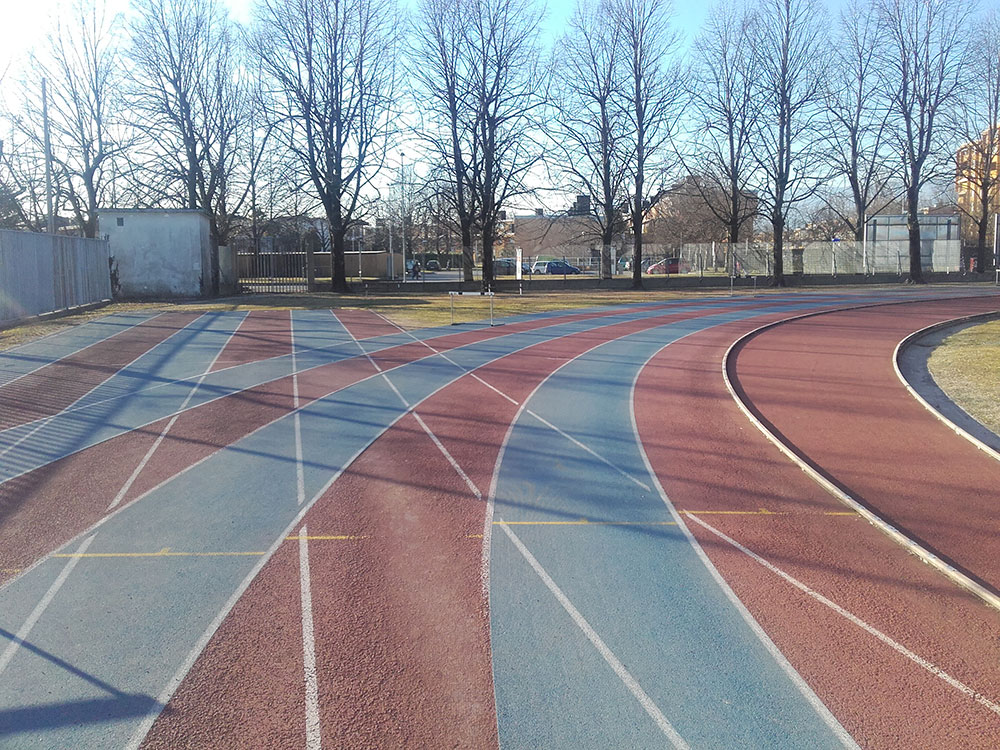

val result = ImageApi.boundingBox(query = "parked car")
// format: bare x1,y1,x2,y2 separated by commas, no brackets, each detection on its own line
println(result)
531,260,582,275
646,257,691,275
425,259,441,271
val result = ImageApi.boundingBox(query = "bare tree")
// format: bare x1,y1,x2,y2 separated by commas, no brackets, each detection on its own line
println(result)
877,0,973,282
822,0,898,242
0,129,49,231
551,0,630,280
465,0,547,291
685,0,760,248
751,0,829,286
250,0,399,292
129,0,253,293
613,0,684,290
411,0,479,283
956,10,1000,272
16,1,125,238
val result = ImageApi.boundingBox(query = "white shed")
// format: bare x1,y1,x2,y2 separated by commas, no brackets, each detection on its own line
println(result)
98,209,214,298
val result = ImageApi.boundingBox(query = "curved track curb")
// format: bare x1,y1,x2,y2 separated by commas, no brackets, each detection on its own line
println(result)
893,311,1000,463
722,298,1000,614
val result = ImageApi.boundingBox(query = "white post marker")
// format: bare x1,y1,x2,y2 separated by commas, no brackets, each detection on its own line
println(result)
515,247,523,295
449,291,462,325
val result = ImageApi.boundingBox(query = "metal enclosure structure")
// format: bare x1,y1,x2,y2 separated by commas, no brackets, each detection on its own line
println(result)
0,229,111,324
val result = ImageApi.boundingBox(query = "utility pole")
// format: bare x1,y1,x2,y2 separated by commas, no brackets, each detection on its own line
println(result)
400,151,407,281
42,78,55,234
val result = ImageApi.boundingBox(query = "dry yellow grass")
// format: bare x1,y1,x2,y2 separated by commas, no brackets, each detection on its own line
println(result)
1,281,980,352
0,288,730,350
928,319,1000,435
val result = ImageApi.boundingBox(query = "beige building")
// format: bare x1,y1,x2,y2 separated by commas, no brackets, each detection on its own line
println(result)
510,214,600,260
956,128,1000,249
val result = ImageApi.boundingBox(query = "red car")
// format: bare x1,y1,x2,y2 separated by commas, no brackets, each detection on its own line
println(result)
646,257,691,274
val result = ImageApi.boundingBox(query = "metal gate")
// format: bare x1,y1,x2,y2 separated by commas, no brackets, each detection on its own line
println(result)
238,251,308,293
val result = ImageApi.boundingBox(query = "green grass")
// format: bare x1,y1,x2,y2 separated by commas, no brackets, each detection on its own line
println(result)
927,319,1000,435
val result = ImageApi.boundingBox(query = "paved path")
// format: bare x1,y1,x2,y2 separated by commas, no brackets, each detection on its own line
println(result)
0,290,998,749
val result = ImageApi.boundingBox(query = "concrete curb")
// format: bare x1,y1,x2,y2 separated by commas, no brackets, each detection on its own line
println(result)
893,312,1000,463
721,299,1000,614
0,298,111,332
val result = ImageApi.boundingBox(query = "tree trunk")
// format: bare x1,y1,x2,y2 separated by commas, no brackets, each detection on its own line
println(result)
630,200,644,289
461,219,474,284
771,214,785,287
976,214,988,273
905,184,924,283
601,218,614,280
481,223,495,292
327,207,350,293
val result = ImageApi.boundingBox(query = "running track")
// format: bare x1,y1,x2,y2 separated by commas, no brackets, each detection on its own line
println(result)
0,291,998,748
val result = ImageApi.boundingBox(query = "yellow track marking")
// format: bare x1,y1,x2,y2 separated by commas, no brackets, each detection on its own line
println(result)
53,550,265,559
497,520,678,526
681,509,785,515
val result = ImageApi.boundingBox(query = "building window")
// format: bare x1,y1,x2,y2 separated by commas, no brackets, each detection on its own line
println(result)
116,217,124,227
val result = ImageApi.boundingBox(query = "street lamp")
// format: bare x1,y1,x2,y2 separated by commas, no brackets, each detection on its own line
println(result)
400,151,407,281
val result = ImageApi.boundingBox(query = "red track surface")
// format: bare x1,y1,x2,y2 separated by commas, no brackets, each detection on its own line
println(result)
209,310,292,371
333,308,402,340
139,304,770,748
0,312,199,431
635,299,1000,748
0,303,696,587
733,296,1000,591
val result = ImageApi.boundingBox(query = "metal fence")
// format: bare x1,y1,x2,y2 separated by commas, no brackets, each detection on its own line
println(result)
237,251,308,293
677,239,963,277
0,229,111,324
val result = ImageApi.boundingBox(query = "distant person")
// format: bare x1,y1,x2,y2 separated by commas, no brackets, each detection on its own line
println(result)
411,261,421,279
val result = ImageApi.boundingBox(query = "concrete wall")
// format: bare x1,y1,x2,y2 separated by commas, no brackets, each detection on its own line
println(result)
0,230,111,324
99,209,211,298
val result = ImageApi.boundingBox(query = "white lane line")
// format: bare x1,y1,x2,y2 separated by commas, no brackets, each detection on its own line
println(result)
335,311,413,410
376,308,654,493
525,409,651,492
0,312,210,463
292,313,306,505
685,512,1000,718
414,400,686,746
412,412,481,500
629,337,860,748
371,311,519,405
298,523,322,749
118,305,753,749
496,519,690,749
0,534,96,677
0,312,159,391
106,314,247,511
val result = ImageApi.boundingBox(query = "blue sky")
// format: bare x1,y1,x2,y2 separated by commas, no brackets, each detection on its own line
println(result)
0,0,729,76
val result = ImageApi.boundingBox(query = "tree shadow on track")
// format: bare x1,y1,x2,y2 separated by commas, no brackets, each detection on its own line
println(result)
0,626,160,736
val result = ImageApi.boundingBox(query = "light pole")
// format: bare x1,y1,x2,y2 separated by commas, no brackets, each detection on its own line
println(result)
400,152,407,282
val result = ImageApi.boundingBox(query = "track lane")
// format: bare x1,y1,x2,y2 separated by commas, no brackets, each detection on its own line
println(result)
0,312,199,432
137,302,790,749
2,300,791,748
733,295,1000,592
333,308,404,340
489,302,857,748
0,312,158,388
0,299,736,487
634,302,1000,748
208,309,292,371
